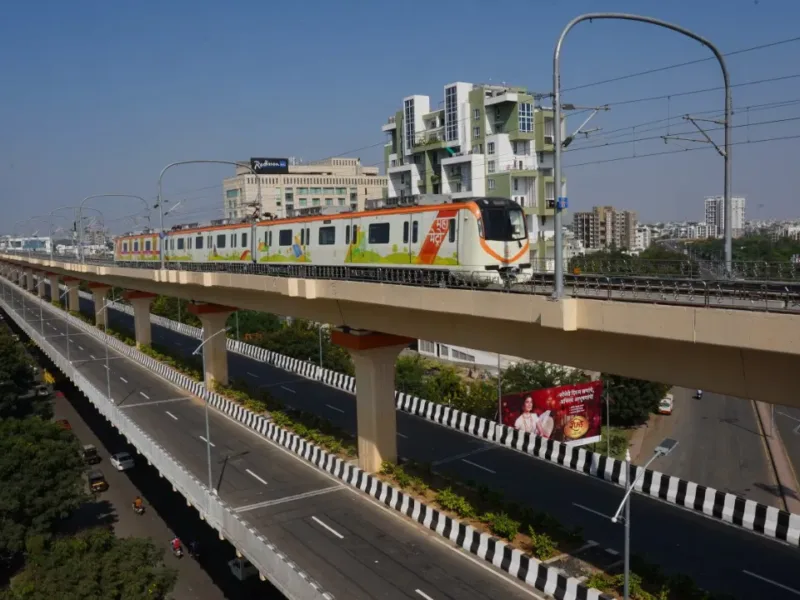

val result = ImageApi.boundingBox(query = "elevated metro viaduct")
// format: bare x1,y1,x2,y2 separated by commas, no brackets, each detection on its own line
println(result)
3,255,799,474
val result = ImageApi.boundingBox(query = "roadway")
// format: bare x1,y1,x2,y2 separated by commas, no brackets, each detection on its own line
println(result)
64,292,800,599
51,382,280,599
636,388,780,507
5,286,539,600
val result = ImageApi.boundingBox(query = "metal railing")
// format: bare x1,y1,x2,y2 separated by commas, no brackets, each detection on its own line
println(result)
3,250,799,313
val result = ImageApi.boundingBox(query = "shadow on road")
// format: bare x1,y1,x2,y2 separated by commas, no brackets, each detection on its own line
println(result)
59,499,118,536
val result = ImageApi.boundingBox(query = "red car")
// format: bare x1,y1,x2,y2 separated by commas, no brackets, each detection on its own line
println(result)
55,419,72,430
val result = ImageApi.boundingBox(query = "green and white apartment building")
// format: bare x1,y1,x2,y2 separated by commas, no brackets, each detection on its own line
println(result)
382,81,565,267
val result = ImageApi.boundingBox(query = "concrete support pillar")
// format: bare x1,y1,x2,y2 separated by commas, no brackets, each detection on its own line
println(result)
123,291,157,348
332,328,413,473
188,303,234,387
48,273,59,302
62,277,80,312
89,283,112,328
36,272,46,298
23,268,35,292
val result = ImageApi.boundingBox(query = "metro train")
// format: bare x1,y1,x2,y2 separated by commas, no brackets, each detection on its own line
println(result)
113,196,532,283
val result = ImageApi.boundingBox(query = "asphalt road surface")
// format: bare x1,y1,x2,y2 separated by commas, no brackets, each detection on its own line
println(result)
55,291,800,599
51,383,280,599
5,288,539,600
637,388,780,507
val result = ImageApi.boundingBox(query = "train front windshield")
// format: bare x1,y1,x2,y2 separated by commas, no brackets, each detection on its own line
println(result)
481,205,527,241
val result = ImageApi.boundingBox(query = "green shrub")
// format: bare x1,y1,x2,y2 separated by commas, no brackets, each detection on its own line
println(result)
528,526,557,560
393,466,412,489
483,512,520,542
380,462,396,476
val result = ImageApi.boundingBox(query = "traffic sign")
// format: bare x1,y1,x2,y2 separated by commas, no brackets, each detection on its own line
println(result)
557,197,568,210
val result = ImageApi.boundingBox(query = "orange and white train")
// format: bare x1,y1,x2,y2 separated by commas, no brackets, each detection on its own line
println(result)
114,197,532,283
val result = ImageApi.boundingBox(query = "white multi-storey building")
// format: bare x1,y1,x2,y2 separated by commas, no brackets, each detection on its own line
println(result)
382,81,565,268
704,195,746,238
634,224,652,252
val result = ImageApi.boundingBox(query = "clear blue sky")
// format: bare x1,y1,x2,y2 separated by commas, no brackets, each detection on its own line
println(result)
1,0,799,234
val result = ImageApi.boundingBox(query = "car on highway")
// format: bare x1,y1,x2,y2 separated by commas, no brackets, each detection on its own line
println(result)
109,452,135,471
82,444,101,465
658,394,674,415
55,418,72,430
88,470,108,493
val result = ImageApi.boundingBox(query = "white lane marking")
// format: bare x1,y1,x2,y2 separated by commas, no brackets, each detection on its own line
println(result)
415,590,435,600
233,485,344,513
120,377,128,384
462,458,496,474
326,404,344,414
397,432,409,439
431,445,493,467
311,516,344,540
165,411,179,421
280,385,295,394
246,469,268,485
139,392,150,400
89,354,96,360
246,372,259,378
78,345,84,350
573,502,612,520
743,570,800,596
199,435,215,447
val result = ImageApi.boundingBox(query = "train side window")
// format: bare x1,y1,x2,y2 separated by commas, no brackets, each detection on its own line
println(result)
279,229,292,246
412,221,419,244
306,228,310,244
345,225,350,245
352,224,358,243
177,238,184,250
207,235,212,248
230,233,236,247
133,241,139,252
241,232,248,248
449,219,456,243
264,231,269,247
188,237,193,250
195,236,204,249
368,223,390,244
318,226,335,245
300,229,305,245
216,234,226,249
122,242,128,253
403,222,409,244
145,240,151,252
268,231,273,246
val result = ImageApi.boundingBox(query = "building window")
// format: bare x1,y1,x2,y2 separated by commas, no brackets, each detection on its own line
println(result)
368,223,390,244
318,226,336,245
216,234,226,249
226,189,239,198
298,187,308,194
285,192,293,204
545,181,555,203
487,142,495,154
312,198,321,207
310,187,322,194
473,126,480,139
445,86,458,142
544,117,555,142
473,108,480,120
404,98,415,155
279,229,292,246
519,102,533,133
323,187,334,195
325,198,333,206
419,340,435,353
488,179,495,190
514,178,519,192
299,198,307,207
337,197,345,205
488,160,496,173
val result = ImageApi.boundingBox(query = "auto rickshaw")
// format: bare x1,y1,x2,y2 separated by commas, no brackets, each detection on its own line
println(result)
88,470,108,493
82,444,101,465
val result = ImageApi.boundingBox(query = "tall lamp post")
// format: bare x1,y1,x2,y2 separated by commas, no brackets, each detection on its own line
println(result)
96,297,120,401
611,438,678,600
552,13,732,297
156,160,261,269
191,327,230,492
78,195,150,262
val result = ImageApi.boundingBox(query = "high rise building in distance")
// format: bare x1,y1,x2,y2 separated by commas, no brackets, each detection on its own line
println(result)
573,206,638,251
704,195,746,238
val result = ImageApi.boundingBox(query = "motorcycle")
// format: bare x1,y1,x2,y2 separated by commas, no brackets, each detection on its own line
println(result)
132,503,145,516
170,539,183,558
695,389,703,400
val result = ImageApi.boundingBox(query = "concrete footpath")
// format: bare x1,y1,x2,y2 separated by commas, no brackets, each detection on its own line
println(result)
754,401,800,513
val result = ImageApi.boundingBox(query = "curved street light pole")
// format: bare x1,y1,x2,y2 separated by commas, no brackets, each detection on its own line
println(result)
552,13,732,298
78,195,150,262
156,160,260,269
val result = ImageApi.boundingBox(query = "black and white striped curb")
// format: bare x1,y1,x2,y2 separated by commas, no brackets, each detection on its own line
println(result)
62,287,609,600
1,289,333,600
74,287,800,548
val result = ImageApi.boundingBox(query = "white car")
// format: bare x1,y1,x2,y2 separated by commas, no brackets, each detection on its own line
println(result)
658,395,674,415
109,452,135,471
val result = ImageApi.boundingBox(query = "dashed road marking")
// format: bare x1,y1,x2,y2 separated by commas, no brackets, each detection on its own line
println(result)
326,404,344,414
311,516,344,540
246,468,268,485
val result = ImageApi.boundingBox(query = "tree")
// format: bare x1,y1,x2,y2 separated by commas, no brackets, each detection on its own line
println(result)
395,355,428,397
603,374,670,427
149,296,201,328
423,365,465,405
0,333,42,420
500,362,587,395
0,418,86,564
5,528,176,600
229,310,282,339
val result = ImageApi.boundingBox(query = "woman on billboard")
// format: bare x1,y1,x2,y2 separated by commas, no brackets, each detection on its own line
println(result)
513,397,553,438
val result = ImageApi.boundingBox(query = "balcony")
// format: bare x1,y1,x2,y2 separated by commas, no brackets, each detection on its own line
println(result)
412,131,449,152
382,116,397,132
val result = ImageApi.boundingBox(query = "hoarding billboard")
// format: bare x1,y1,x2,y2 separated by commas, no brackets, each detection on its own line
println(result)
500,380,603,447
250,157,289,175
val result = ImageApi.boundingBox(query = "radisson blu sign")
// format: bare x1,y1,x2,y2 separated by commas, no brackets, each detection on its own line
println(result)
250,157,289,175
